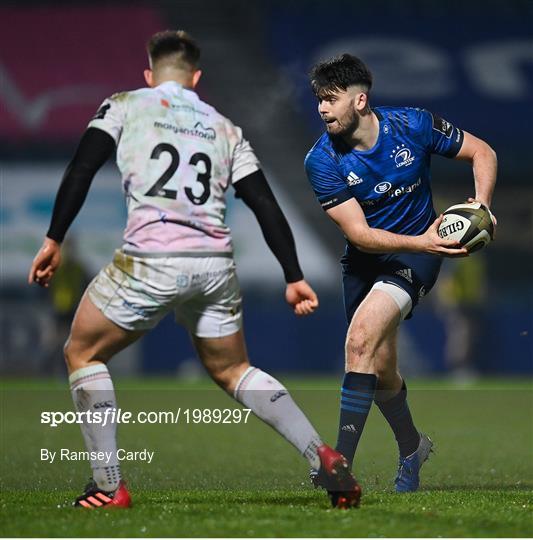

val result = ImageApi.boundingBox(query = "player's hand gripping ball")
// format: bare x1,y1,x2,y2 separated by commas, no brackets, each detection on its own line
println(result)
438,201,494,253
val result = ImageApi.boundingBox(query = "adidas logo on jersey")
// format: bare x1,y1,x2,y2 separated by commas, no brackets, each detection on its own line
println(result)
395,268,413,283
347,171,363,186
341,424,358,433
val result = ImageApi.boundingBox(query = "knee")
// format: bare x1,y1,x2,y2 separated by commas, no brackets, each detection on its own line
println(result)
346,333,369,361
373,340,398,383
345,323,376,371
374,363,397,382
63,338,91,374
63,339,74,369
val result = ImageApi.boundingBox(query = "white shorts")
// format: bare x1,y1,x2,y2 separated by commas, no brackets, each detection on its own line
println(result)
87,250,242,337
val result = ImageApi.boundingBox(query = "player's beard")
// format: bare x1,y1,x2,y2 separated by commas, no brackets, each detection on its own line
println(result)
326,104,360,139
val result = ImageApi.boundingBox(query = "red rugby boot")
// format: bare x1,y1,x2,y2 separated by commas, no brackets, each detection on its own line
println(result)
74,479,131,508
316,445,362,509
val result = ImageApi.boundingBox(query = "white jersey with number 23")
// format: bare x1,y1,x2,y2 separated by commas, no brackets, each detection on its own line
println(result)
88,81,260,255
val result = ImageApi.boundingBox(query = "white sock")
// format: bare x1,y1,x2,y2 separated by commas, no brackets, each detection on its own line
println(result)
233,367,322,469
69,364,121,491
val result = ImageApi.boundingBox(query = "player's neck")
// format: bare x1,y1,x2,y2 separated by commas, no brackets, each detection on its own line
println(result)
344,111,379,151
153,77,193,89
152,70,195,89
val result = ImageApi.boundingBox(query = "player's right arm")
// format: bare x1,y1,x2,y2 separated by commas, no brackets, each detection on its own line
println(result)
28,127,116,287
304,148,467,257
29,94,125,287
326,198,467,256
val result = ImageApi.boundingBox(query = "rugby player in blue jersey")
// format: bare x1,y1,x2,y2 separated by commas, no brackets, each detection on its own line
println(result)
304,54,497,492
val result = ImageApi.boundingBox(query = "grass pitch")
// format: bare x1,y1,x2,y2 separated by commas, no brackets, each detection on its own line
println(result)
1,377,532,537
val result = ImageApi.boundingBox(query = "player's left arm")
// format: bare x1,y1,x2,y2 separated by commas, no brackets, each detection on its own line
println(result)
234,170,319,316
454,130,498,222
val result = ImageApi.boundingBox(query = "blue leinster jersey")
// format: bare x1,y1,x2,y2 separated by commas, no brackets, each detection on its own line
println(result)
304,106,464,235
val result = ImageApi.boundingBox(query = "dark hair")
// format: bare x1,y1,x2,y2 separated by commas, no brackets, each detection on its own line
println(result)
310,54,372,98
147,30,200,71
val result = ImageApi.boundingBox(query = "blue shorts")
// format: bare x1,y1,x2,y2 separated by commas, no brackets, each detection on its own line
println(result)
341,245,442,323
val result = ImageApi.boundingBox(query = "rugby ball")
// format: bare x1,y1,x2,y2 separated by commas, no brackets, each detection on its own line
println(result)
438,202,494,253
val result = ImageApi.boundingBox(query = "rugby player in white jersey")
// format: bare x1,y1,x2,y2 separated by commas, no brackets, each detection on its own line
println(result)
28,30,361,509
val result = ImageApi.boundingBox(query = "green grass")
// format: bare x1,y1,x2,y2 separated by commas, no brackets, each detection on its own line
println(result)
1,377,532,537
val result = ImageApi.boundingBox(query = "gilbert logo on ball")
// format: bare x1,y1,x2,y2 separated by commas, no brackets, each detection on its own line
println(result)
438,201,494,252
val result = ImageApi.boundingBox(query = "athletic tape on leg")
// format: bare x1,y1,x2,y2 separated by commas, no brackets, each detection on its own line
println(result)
371,281,412,320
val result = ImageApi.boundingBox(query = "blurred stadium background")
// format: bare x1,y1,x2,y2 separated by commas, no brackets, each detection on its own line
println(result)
1,0,532,379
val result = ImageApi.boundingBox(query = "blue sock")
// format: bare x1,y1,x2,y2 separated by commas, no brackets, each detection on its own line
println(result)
375,380,420,458
335,372,377,466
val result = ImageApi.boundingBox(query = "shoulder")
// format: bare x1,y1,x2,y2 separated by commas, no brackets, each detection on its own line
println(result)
189,98,244,141
396,106,460,143
95,90,133,111
89,91,133,132
108,90,131,101
199,99,225,121
123,86,168,106
103,88,149,112
375,105,431,134
111,87,149,102
304,133,340,171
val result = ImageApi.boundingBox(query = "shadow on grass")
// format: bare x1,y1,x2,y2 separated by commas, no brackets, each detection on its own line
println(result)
147,491,322,507
421,483,533,492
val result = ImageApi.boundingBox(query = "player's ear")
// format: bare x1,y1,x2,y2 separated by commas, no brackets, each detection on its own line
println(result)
144,69,154,87
355,91,368,112
191,69,202,88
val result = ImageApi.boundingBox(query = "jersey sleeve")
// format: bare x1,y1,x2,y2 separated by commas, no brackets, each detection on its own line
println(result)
417,108,464,157
87,93,128,143
228,125,260,184
304,148,351,210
